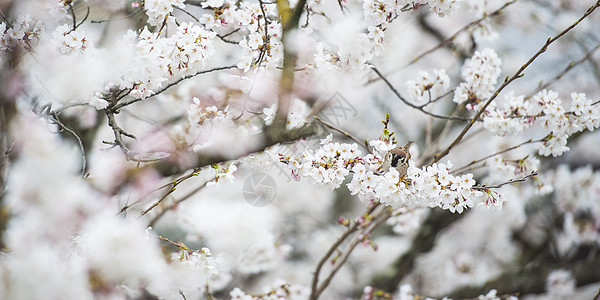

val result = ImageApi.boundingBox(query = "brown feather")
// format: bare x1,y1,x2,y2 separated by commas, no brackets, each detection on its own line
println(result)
381,141,414,176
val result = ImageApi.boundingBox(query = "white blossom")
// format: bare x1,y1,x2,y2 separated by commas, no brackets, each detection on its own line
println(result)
453,48,502,106
546,269,575,299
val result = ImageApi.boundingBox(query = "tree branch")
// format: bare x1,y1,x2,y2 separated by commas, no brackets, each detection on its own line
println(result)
111,65,237,111
452,138,543,174
371,66,470,121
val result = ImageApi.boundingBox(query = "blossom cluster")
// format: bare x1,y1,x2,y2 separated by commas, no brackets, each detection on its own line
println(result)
481,91,530,136
453,48,599,157
453,48,502,107
283,135,364,190
89,91,110,110
195,0,284,71
144,0,186,27
278,136,489,213
188,97,231,126
405,69,450,105
129,23,217,99
406,162,486,212
482,90,600,156
362,0,405,28
208,163,238,186
535,91,600,156
348,161,486,213
426,0,462,17
51,24,88,55
0,15,43,53
546,269,576,299
485,155,539,182
234,3,283,72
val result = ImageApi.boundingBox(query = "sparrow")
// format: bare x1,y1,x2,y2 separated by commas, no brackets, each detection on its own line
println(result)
381,141,414,177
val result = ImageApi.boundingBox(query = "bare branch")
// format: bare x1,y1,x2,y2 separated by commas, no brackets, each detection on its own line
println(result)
147,180,210,227
309,203,388,300
173,5,199,22
452,138,543,174
104,110,136,157
525,42,600,99
408,0,516,66
48,112,87,176
371,66,470,121
312,206,391,300
140,168,204,216
474,171,538,190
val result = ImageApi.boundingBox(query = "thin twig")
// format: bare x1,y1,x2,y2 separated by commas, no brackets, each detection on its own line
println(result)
419,88,455,108
67,3,77,31
119,168,202,215
310,205,391,300
418,104,465,166
408,0,517,67
309,203,380,300
91,8,144,23
35,103,87,176
148,180,210,227
371,66,469,121
525,42,600,99
174,5,199,22
75,7,90,29
256,0,271,68
105,110,136,156
141,169,203,216
314,116,372,154
580,41,600,87
220,28,240,39
217,35,239,44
